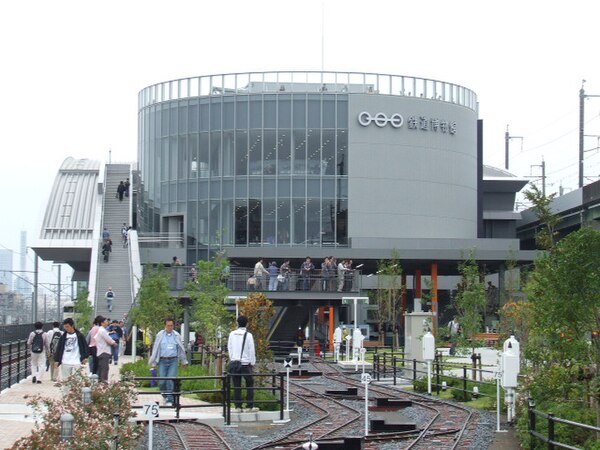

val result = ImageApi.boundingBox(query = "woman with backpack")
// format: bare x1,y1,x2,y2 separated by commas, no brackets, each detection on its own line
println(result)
47,321,63,382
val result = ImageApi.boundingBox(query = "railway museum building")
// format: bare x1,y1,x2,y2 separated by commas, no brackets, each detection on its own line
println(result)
136,71,537,338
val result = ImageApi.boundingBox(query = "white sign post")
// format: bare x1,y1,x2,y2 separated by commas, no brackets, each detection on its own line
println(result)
297,346,303,377
422,331,435,395
361,373,372,436
360,348,367,375
495,355,505,433
143,401,159,450
284,359,292,412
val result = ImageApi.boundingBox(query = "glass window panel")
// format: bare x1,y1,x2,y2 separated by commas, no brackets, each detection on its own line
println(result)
236,179,247,196
307,177,320,197
161,107,169,137
222,199,233,245
188,133,198,178
235,130,248,175
278,129,291,175
178,182,186,201
337,99,348,128
263,199,276,244
339,178,348,199
169,182,176,202
169,136,177,180
322,130,335,175
200,101,209,131
322,179,334,197
292,199,306,244
307,129,320,175
248,199,261,244
198,180,208,199
249,178,261,197
222,180,233,198
235,199,248,245
321,199,336,243
249,130,262,175
277,199,290,245
198,133,209,178
223,97,234,129
178,102,188,134
198,200,209,244
236,98,248,128
307,97,321,128
263,130,276,175
161,138,168,181
210,101,221,130
306,198,320,245
292,97,306,128
264,97,276,128
187,201,197,248
263,178,275,197
249,96,262,128
278,179,290,197
210,180,221,198
209,201,220,244
210,131,221,176
188,181,197,200
292,129,306,174
177,135,187,178
170,104,178,135
293,178,305,197
336,198,348,245
278,97,291,128
222,130,234,176
336,130,348,175
322,98,335,128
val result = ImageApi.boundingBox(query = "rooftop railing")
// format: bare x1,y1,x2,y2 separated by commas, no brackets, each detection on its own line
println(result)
139,71,478,112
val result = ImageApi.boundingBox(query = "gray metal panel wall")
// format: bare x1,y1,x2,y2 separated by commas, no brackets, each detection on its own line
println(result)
347,94,478,243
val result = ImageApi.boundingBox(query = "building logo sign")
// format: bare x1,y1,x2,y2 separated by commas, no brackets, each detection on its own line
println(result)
358,111,456,135
358,111,404,128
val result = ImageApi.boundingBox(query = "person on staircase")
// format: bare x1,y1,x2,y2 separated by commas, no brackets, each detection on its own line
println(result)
105,287,115,313
117,181,126,201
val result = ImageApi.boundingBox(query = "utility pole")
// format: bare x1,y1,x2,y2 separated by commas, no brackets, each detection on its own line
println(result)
579,80,600,188
504,125,523,171
33,255,38,323
530,159,547,197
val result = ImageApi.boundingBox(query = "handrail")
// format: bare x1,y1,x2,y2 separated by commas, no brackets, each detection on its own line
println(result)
0,340,30,391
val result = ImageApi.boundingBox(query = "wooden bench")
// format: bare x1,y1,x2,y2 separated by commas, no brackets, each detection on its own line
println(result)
472,333,501,347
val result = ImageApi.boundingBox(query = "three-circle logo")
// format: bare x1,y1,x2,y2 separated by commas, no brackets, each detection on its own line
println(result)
358,111,404,128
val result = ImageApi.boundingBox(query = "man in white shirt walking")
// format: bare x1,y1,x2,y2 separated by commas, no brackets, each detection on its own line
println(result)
53,318,89,380
227,315,257,412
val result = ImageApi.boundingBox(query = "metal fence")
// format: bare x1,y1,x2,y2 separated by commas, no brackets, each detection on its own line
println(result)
0,340,30,391
0,323,53,345
528,398,600,450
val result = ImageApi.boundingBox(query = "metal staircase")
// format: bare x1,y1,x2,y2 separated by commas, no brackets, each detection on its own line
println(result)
94,164,133,320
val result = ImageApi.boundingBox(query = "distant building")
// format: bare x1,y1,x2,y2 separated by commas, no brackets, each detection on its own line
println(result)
0,249,13,291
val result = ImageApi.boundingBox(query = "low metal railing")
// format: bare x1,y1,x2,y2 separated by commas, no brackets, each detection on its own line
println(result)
0,340,30,391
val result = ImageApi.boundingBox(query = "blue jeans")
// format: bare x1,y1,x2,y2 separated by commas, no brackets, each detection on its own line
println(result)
111,342,120,363
158,358,179,403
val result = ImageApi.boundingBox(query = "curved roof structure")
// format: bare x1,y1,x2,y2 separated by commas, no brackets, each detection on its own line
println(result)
33,157,101,277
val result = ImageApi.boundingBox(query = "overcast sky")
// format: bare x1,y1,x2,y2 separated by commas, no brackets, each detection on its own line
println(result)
1,0,599,285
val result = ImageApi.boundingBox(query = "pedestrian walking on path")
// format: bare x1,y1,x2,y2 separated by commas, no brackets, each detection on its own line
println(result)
95,316,118,382
27,322,49,384
228,315,257,412
46,322,63,382
53,318,88,381
105,287,115,312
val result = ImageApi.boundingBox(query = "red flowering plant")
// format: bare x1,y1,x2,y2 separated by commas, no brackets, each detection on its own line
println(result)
11,371,142,450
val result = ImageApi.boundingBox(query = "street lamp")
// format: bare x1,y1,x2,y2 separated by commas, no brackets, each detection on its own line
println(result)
60,413,74,441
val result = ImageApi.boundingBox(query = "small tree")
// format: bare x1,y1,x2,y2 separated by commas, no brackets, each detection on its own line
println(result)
238,292,275,376
374,250,403,347
453,251,486,357
186,253,232,347
73,288,93,332
130,265,181,336
523,184,560,250
10,371,142,449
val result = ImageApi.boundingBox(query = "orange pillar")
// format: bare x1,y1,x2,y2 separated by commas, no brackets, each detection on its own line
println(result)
431,263,439,336
329,306,335,352
415,269,422,299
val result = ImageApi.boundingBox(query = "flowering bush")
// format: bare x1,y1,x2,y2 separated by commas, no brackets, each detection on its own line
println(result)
10,371,142,450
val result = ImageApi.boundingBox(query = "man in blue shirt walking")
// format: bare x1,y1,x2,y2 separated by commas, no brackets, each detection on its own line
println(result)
149,319,188,406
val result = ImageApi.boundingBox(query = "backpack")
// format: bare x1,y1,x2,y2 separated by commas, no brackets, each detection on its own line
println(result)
50,331,62,354
106,291,114,298
31,332,44,353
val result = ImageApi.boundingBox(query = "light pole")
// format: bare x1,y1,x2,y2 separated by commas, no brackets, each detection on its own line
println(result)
53,264,62,321
579,80,600,188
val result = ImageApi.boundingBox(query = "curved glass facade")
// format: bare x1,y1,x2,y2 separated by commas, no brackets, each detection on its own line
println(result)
138,83,350,261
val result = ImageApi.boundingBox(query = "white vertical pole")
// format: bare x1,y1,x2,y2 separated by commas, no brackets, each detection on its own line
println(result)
286,367,290,411
132,325,138,361
364,381,369,437
427,361,432,395
148,419,153,450
496,373,501,432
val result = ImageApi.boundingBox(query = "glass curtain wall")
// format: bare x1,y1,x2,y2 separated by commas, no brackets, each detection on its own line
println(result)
138,89,348,262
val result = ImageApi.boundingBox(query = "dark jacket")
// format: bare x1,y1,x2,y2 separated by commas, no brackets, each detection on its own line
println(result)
53,329,89,365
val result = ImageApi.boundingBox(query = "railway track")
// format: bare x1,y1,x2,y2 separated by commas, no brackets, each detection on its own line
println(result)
152,420,233,450
158,358,488,449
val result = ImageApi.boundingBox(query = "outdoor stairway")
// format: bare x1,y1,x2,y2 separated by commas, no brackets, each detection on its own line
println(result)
94,164,133,321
